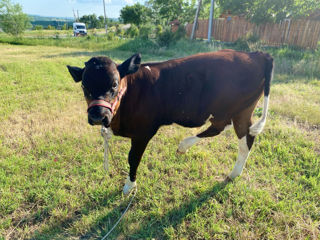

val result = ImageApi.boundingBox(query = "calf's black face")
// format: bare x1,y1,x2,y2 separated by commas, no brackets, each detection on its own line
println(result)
67,53,141,127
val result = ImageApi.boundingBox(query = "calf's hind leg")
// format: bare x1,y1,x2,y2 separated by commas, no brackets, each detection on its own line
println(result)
177,119,231,154
228,134,255,179
228,107,256,180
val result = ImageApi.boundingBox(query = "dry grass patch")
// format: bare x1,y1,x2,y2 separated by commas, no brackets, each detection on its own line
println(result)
271,82,320,126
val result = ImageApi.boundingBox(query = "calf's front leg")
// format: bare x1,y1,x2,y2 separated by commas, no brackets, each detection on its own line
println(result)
123,137,150,195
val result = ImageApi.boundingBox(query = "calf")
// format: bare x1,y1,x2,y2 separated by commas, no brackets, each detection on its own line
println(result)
67,49,273,194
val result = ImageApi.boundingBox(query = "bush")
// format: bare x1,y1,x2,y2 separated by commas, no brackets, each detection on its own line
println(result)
126,24,139,38
107,32,115,40
155,24,163,36
157,28,175,47
246,33,260,43
62,23,68,30
47,25,55,30
231,33,260,52
34,25,43,30
139,24,154,39
233,37,250,51
116,27,125,38
273,47,306,60
156,26,187,47
173,26,186,41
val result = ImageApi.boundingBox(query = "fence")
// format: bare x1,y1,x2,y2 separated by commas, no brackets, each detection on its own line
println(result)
185,18,320,49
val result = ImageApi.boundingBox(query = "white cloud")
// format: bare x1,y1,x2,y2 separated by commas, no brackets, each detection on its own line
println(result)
124,0,134,5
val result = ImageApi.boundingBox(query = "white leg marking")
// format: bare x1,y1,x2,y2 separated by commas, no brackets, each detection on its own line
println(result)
229,136,250,179
250,96,269,136
123,176,136,195
177,136,201,154
144,66,151,72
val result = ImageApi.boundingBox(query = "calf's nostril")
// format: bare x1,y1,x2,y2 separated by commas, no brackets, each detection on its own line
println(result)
102,117,111,127
88,114,104,123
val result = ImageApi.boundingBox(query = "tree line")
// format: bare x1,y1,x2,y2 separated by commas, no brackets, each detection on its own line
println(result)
120,0,319,26
0,0,319,36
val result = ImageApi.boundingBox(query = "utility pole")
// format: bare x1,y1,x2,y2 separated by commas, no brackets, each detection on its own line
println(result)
207,0,214,42
190,0,202,40
103,0,107,24
73,9,77,21
77,10,80,21
103,0,108,34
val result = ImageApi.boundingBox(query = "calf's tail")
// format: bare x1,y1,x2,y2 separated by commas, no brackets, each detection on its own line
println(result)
249,54,273,136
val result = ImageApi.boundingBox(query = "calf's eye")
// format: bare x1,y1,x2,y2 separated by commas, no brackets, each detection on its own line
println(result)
112,81,118,89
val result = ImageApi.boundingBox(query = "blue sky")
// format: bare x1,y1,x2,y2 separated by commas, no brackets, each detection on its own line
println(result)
14,0,146,19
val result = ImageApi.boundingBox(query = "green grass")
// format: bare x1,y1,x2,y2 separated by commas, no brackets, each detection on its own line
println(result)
0,41,319,239
1,30,319,79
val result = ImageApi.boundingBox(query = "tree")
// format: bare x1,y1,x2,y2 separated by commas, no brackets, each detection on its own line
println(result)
217,0,320,24
0,0,30,36
147,0,199,24
62,23,68,30
120,3,151,26
79,14,101,29
98,15,106,27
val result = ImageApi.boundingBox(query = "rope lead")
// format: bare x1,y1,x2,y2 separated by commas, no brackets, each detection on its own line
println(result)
100,126,138,239
101,126,112,172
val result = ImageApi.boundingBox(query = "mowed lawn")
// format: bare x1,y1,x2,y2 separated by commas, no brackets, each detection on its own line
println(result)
0,44,319,240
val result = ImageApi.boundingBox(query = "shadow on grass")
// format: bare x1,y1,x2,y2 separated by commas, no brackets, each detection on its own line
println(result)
87,179,231,239
28,187,122,240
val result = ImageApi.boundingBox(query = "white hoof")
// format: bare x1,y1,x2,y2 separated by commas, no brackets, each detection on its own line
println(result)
123,176,136,195
228,172,239,180
177,136,200,154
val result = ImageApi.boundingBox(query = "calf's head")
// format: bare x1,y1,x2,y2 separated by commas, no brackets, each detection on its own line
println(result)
67,53,141,127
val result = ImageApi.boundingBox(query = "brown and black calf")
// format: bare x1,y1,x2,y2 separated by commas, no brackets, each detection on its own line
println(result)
67,49,273,194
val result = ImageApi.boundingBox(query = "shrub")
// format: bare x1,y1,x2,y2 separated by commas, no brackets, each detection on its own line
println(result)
155,24,163,36
246,33,260,43
62,23,68,30
126,24,139,38
156,28,175,47
139,24,154,39
233,37,250,51
173,26,186,41
47,25,55,30
116,27,125,38
107,32,115,40
34,25,43,30
273,47,305,60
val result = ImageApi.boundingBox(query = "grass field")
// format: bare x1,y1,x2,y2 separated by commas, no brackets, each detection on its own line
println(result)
0,35,319,239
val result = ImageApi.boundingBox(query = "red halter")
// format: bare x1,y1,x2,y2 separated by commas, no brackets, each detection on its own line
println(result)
87,86,127,114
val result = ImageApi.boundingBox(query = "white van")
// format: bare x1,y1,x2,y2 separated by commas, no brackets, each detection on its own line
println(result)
73,22,87,36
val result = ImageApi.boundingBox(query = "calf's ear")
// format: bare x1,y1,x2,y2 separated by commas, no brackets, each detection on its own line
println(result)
117,53,141,79
67,65,84,82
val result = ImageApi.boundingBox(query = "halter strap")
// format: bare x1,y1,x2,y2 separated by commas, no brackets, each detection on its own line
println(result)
87,86,127,114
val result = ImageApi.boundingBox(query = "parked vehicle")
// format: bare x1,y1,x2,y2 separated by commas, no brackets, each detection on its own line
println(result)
73,22,87,36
